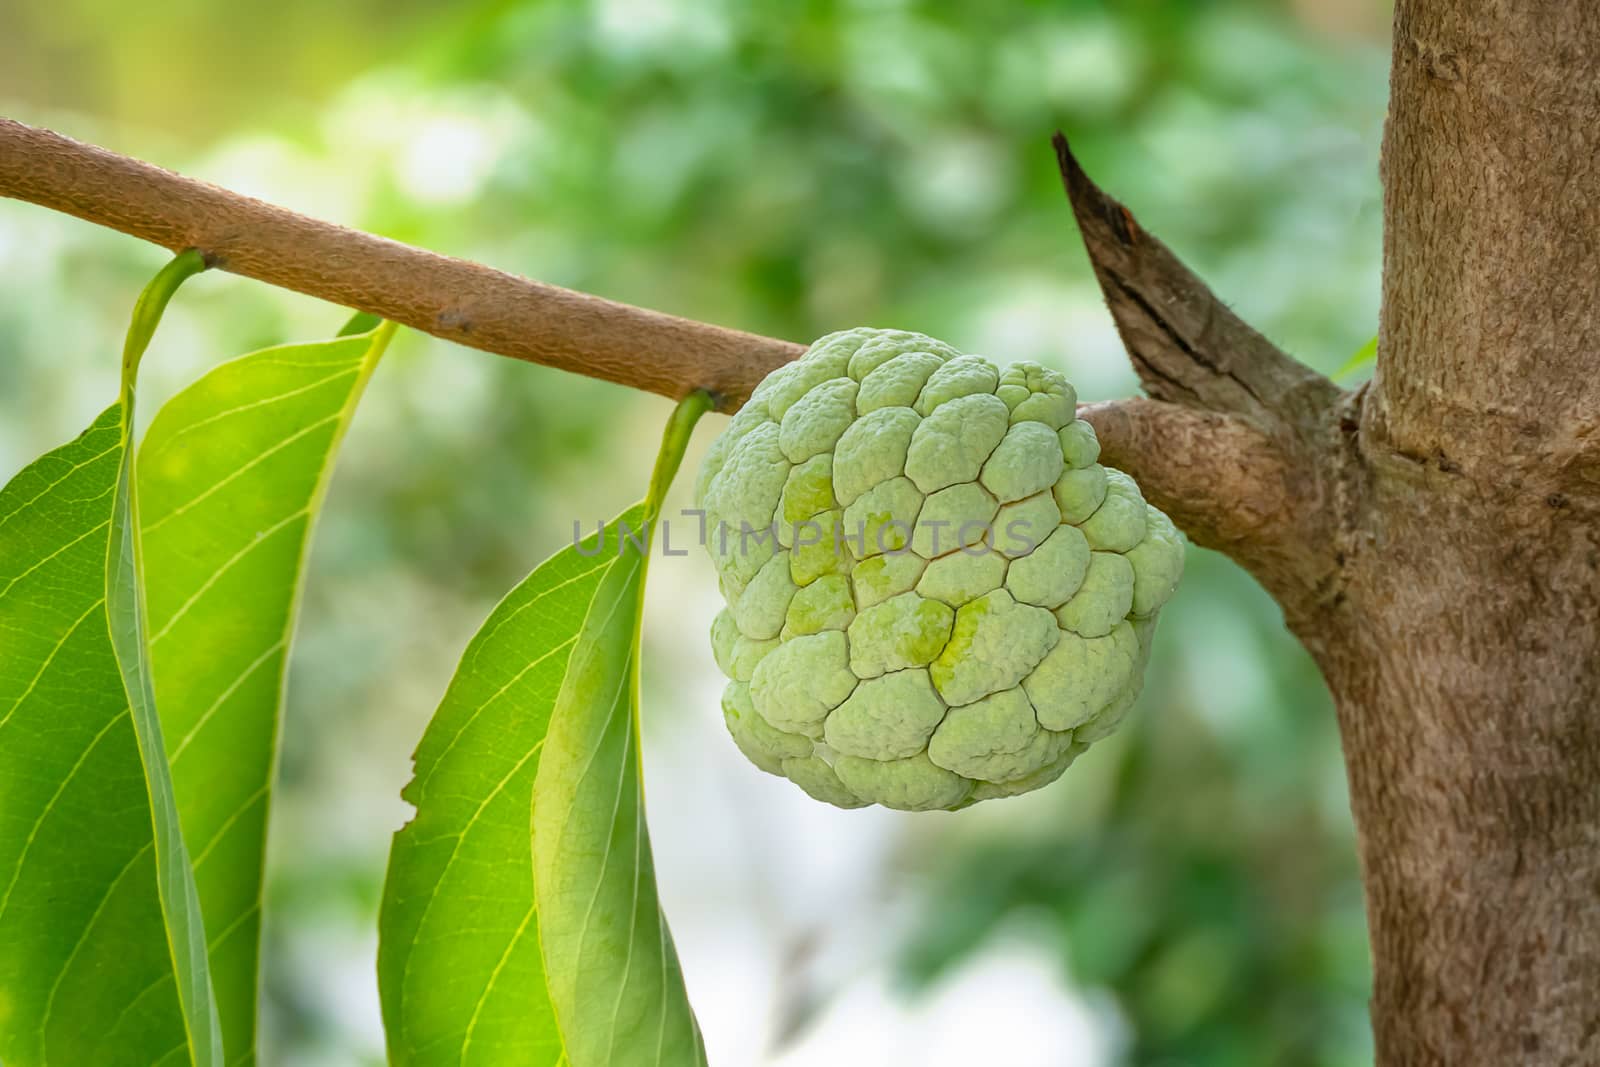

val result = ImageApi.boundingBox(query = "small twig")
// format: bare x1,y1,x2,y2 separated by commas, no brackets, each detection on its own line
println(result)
0,117,803,410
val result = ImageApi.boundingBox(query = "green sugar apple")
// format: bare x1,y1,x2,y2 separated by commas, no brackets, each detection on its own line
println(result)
697,327,1183,811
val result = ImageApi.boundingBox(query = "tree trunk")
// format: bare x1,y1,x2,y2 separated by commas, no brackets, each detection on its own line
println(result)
1065,3,1600,1062
1327,3,1600,1061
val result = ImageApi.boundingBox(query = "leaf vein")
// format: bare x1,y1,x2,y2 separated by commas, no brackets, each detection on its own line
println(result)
142,414,340,533
152,366,361,450
0,435,120,533
37,840,156,1045
460,900,538,1062
0,514,112,597
0,596,107,732
148,508,308,644
0,707,131,921
190,785,269,869
168,640,286,763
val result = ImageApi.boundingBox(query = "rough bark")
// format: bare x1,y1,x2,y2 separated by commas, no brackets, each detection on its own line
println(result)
1060,3,1600,1061
1336,3,1600,1061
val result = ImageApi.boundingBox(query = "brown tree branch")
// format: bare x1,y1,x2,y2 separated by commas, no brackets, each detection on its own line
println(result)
1053,132,1339,430
1,116,1335,605
1083,398,1336,611
0,117,803,411
1083,399,1289,550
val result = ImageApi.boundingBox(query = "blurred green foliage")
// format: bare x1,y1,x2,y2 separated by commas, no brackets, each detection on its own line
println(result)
0,1,1387,1063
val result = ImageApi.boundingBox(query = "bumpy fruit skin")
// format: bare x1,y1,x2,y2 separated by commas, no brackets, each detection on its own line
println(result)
697,328,1183,811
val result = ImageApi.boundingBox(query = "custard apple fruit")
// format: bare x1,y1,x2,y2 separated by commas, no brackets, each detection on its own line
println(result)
697,327,1183,811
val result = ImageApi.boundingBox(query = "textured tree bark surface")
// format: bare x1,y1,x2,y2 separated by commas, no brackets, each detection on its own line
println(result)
1333,3,1600,1061
1,0,1596,1061
1065,3,1600,1062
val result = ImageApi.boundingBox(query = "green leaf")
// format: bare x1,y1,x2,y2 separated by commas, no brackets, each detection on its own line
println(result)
379,391,711,1067
0,405,180,1067
139,320,396,1062
379,509,636,1066
531,393,712,1067
1334,334,1378,380
0,251,225,1067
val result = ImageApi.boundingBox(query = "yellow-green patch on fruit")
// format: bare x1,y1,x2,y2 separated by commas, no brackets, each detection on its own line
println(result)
853,551,927,609
787,509,850,586
930,589,1058,706
779,454,836,534
842,476,923,558
847,592,955,678
786,573,856,635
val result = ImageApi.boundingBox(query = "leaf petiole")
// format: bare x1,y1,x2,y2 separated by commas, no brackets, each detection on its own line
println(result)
645,390,716,524
121,248,208,395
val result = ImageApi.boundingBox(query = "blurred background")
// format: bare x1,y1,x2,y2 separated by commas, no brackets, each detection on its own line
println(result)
0,1,1388,1064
